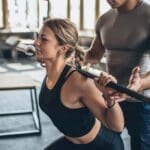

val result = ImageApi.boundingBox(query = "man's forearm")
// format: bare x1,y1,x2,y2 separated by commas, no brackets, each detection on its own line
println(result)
85,50,100,65
141,71,150,90
85,36,105,65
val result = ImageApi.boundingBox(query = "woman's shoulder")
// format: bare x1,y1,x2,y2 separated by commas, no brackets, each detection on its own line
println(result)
68,70,98,93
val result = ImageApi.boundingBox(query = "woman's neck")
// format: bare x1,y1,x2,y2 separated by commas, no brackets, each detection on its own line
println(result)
45,59,66,88
118,0,141,12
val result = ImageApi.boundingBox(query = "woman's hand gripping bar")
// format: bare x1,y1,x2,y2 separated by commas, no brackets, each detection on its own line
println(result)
76,68,150,103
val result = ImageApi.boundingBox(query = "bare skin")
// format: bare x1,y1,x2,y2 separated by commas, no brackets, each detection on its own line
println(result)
35,24,124,144
86,0,150,100
86,0,143,64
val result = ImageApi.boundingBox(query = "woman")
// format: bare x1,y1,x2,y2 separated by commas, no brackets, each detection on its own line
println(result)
34,18,124,150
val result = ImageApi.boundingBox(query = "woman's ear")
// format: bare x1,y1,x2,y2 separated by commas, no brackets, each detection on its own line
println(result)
57,45,68,55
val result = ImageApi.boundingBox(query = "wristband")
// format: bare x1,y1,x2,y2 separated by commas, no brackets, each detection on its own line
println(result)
107,101,116,108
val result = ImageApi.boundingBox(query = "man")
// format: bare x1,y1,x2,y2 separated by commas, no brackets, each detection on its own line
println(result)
85,0,150,150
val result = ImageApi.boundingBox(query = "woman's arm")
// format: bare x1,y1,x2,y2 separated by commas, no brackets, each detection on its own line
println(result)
79,75,124,132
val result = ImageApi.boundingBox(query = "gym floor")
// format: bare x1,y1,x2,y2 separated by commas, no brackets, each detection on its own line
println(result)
0,58,130,150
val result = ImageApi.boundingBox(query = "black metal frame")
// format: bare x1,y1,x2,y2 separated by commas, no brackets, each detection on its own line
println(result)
0,86,41,137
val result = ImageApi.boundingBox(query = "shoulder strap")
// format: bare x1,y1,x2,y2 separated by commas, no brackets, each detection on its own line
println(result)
65,69,77,80
52,65,71,90
61,65,71,78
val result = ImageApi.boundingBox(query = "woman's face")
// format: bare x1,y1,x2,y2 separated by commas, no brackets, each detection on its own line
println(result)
107,0,128,8
34,25,61,64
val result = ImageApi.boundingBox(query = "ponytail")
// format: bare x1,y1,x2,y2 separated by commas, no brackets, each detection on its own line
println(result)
66,44,85,68
74,45,85,68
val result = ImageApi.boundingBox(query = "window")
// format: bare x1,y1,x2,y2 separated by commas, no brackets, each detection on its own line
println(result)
2,0,111,31
70,0,80,29
144,0,150,4
49,0,99,31
38,0,50,28
50,0,67,18
0,0,3,28
83,0,95,30
48,0,109,31
100,0,110,15
7,0,38,30
6,0,52,30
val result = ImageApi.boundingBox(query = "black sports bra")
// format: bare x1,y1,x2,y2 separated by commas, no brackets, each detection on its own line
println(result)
39,65,95,137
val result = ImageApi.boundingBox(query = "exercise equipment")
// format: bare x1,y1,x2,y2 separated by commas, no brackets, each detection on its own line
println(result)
76,68,150,103
16,46,150,102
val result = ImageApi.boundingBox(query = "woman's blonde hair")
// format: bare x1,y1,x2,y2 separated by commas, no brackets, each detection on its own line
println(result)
44,18,85,67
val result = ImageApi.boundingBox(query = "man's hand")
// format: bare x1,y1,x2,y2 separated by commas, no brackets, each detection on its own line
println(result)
127,66,142,92
107,67,142,103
